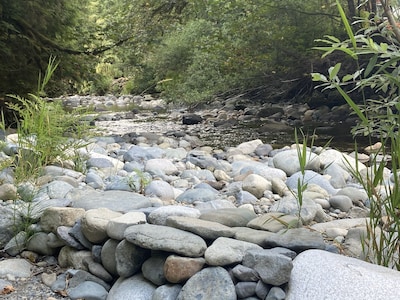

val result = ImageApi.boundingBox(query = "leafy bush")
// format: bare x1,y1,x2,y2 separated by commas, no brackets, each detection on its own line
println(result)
312,0,400,270
5,56,93,182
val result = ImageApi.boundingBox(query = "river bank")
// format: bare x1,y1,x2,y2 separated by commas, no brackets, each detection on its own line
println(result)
0,94,398,299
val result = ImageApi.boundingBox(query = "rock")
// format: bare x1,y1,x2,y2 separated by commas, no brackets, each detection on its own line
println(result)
286,249,400,300
145,159,178,175
242,173,271,198
177,267,236,300
311,218,368,233
205,237,262,266
164,255,205,283
5,231,28,256
264,228,326,252
175,188,217,204
286,170,337,195
101,239,118,276
235,281,257,298
67,269,110,291
123,145,165,162
83,256,113,283
236,139,263,155
165,216,235,240
266,287,286,300
69,219,93,250
0,259,32,278
0,183,17,200
231,161,287,182
40,207,85,233
141,253,168,285
232,227,275,247
273,149,320,176
336,186,368,206
148,206,201,226
243,249,293,286
231,264,260,282
106,212,147,240
107,274,156,300
56,226,85,250
67,281,108,300
329,195,353,212
152,284,182,300
247,212,301,232
116,239,150,278
200,208,257,227
144,180,175,201
81,208,122,244
182,114,203,125
0,205,21,249
319,148,366,172
58,246,91,270
69,189,151,212
124,224,207,257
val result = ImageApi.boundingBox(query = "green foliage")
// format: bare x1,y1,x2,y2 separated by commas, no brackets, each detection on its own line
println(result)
5,57,93,183
313,0,400,270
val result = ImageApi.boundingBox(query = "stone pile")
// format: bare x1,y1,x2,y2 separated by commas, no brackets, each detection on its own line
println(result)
0,96,399,299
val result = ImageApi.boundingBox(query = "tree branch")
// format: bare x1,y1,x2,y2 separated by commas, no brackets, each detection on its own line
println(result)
381,0,400,43
12,18,132,56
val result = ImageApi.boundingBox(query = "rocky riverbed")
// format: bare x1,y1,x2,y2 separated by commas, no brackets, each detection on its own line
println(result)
0,95,399,300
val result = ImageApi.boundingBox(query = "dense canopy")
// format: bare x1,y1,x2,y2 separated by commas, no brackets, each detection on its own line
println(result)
0,0,396,102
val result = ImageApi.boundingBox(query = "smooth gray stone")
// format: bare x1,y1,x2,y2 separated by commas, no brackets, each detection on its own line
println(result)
87,157,114,169
107,274,156,300
141,253,168,285
232,227,275,246
148,206,201,226
177,267,236,300
101,239,119,276
264,228,326,252
180,169,216,181
329,195,353,212
243,249,293,286
255,280,271,299
286,170,338,195
70,190,152,212
67,269,110,291
0,258,32,278
205,237,262,266
123,145,165,162
144,180,175,201
0,205,22,249
231,264,260,282
116,239,150,278
200,208,257,227
152,284,182,300
69,219,93,250
83,256,113,283
51,273,68,293
166,216,235,240
286,249,400,300
57,226,85,250
5,231,28,256
125,224,207,257
266,287,286,300
235,281,257,298
175,188,217,204
85,171,104,189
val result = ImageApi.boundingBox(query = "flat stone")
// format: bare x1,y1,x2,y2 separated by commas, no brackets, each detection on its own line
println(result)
166,216,235,240
205,237,262,266
177,267,236,300
0,259,32,278
40,207,85,233
311,218,368,233
148,206,201,226
164,255,206,283
124,224,207,257
264,228,326,252
107,274,156,300
142,253,169,285
232,227,276,247
67,281,108,300
153,284,182,300
116,239,150,278
243,249,293,286
200,208,257,227
81,208,122,244
286,249,400,300
106,211,147,240
69,189,152,212
247,212,301,232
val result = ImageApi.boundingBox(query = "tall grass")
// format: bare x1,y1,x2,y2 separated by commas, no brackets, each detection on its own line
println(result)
312,0,400,270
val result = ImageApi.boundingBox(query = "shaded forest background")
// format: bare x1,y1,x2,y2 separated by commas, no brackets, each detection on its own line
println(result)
0,0,396,104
